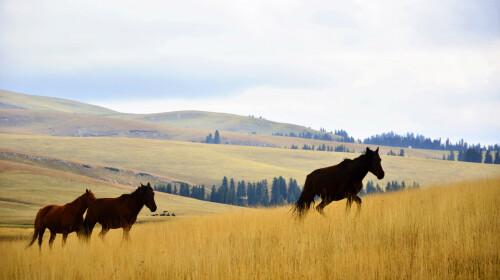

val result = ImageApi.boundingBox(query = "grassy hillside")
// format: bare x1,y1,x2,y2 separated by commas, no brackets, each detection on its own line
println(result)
0,109,451,160
112,110,335,137
0,90,117,115
2,178,498,279
0,160,238,227
1,134,499,188
1,90,340,138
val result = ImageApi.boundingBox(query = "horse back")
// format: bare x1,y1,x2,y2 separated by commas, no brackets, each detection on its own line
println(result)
87,197,134,228
307,164,351,199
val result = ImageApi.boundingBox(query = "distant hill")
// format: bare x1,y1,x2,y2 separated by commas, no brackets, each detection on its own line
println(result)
0,90,118,115
112,110,334,137
0,90,343,139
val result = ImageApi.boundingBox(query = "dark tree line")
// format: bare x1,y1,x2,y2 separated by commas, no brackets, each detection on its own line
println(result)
363,131,499,152
155,176,302,207
290,144,354,153
359,180,420,196
443,149,500,164
274,129,355,143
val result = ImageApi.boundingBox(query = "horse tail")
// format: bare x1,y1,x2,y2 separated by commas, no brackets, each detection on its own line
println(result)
26,228,39,248
26,207,46,249
292,174,316,220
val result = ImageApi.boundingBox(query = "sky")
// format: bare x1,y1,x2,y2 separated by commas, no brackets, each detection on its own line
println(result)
1,0,499,145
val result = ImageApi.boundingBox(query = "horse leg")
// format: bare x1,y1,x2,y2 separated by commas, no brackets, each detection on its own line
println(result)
62,232,69,246
122,226,131,241
48,231,56,249
99,227,109,241
37,228,46,250
315,197,332,217
345,196,353,217
83,219,97,243
354,196,362,217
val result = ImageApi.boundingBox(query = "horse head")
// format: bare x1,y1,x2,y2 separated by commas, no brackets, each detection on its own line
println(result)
84,189,97,206
139,183,157,212
366,147,385,179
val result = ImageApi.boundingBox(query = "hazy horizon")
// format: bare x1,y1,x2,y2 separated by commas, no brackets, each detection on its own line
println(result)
1,0,499,145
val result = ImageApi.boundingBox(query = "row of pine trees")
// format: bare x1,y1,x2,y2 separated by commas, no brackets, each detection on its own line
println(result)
154,176,302,207
443,149,500,164
154,177,421,208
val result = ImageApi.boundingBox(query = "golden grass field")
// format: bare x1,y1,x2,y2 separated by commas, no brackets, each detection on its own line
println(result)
1,178,498,279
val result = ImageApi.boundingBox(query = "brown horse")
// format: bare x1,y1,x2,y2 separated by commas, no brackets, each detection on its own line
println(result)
81,182,157,241
292,147,385,219
27,189,96,250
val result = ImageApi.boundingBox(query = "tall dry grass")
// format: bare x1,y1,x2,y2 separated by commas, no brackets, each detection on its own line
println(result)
1,178,499,279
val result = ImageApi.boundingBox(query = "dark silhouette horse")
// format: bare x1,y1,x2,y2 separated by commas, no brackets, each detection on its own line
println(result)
292,147,385,219
81,182,157,241
27,189,96,250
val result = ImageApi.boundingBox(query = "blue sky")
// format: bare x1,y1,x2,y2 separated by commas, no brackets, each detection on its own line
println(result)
1,0,499,145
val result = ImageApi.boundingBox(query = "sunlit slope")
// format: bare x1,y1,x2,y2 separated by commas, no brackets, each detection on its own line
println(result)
0,90,338,138
0,160,237,226
0,109,451,160
0,109,211,141
1,134,498,187
0,90,116,115
2,178,499,279
112,110,332,137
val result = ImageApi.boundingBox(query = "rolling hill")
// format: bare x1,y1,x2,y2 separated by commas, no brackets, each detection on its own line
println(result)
0,90,340,139
0,89,117,115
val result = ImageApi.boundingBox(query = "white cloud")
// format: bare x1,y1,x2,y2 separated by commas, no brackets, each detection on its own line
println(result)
1,0,499,144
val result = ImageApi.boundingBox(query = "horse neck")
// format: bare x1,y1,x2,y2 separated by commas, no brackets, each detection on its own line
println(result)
349,156,370,181
69,196,89,215
123,193,145,215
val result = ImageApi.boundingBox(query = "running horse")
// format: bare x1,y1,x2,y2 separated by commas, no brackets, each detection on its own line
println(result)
27,189,96,250
81,182,157,241
292,147,385,219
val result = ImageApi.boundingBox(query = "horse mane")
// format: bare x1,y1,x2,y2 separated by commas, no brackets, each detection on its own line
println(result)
126,184,152,198
69,190,95,205
339,153,368,171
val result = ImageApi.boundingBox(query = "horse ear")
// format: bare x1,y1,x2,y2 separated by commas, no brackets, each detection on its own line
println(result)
376,147,379,153
147,182,151,187
86,189,89,193
366,147,370,153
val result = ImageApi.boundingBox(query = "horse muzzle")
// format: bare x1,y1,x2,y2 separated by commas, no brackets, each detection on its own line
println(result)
377,172,385,180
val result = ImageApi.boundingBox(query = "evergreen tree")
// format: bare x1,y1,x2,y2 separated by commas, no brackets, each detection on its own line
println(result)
484,150,493,164
210,185,217,202
228,178,237,205
286,178,301,204
270,177,285,206
236,180,246,206
166,183,172,194
205,133,213,144
173,185,178,195
399,149,405,157
447,150,455,161
214,130,221,144
495,151,500,164
256,180,269,206
247,183,256,206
